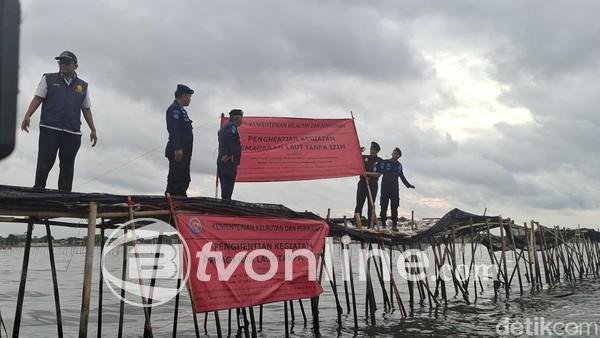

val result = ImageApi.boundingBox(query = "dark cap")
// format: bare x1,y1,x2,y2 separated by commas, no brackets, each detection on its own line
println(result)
55,51,77,63
393,147,402,154
370,142,381,151
229,109,244,117
175,84,194,96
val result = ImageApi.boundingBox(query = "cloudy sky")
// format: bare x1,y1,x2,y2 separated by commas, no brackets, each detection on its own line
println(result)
1,0,599,237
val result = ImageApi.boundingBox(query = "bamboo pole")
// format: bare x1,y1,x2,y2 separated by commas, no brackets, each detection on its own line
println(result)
499,218,509,297
97,219,105,338
484,220,499,299
417,240,434,308
12,220,33,338
172,277,181,338
189,289,200,337
284,301,289,337
325,240,344,326
126,206,154,338
227,309,232,337
389,246,395,310
402,244,414,311
369,243,391,311
364,177,378,228
347,241,358,329
118,227,128,338
241,308,250,337
215,311,223,338
144,234,164,338
507,221,524,295
531,221,542,290
468,220,478,301
341,243,351,314
364,242,377,325
537,222,551,287
78,202,97,338
259,305,263,331
46,221,64,338
247,307,256,338
524,222,535,289
298,300,307,325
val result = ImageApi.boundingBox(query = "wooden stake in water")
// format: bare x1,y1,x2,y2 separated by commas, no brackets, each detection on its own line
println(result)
78,202,97,338
45,220,64,338
346,240,358,329
118,226,128,338
12,220,33,338
499,217,510,298
97,219,105,338
506,220,524,295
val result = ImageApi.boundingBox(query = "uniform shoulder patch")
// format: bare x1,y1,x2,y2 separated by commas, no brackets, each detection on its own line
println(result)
171,107,182,119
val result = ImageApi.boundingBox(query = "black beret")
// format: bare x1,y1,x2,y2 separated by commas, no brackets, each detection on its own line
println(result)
175,84,194,95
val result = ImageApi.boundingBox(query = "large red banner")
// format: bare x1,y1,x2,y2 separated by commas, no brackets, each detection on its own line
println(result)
176,214,329,313
221,117,364,182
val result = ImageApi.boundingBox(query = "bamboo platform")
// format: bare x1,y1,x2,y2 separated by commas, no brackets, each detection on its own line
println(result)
1,184,599,337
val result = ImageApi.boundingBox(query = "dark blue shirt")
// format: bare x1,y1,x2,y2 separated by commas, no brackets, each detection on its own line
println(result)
376,159,412,188
165,101,193,157
360,155,383,183
218,122,242,165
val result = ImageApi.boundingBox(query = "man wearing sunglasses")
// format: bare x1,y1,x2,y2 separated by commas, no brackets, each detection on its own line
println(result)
20,51,97,192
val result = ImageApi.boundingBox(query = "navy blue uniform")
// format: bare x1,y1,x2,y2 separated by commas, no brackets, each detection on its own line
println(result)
217,122,241,200
354,155,383,226
377,159,412,226
165,101,193,196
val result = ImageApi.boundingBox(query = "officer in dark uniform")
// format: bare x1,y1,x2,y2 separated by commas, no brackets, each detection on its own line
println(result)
354,141,383,227
377,147,415,231
165,84,194,197
217,109,243,200
20,51,98,192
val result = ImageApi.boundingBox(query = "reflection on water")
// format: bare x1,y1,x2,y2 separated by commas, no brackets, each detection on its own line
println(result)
1,246,600,337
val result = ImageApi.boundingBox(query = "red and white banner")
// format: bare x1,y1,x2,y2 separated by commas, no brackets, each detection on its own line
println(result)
221,117,364,182
176,214,329,313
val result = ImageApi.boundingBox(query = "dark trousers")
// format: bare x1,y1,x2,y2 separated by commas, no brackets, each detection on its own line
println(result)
34,127,81,192
354,180,378,225
380,184,400,226
218,161,237,200
166,151,192,197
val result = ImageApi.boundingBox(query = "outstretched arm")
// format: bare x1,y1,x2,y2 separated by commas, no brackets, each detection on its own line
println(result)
399,172,415,189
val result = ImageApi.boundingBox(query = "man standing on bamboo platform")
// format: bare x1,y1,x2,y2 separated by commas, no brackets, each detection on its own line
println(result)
21,51,97,192
217,109,243,200
165,84,194,197
354,141,382,228
377,147,415,231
